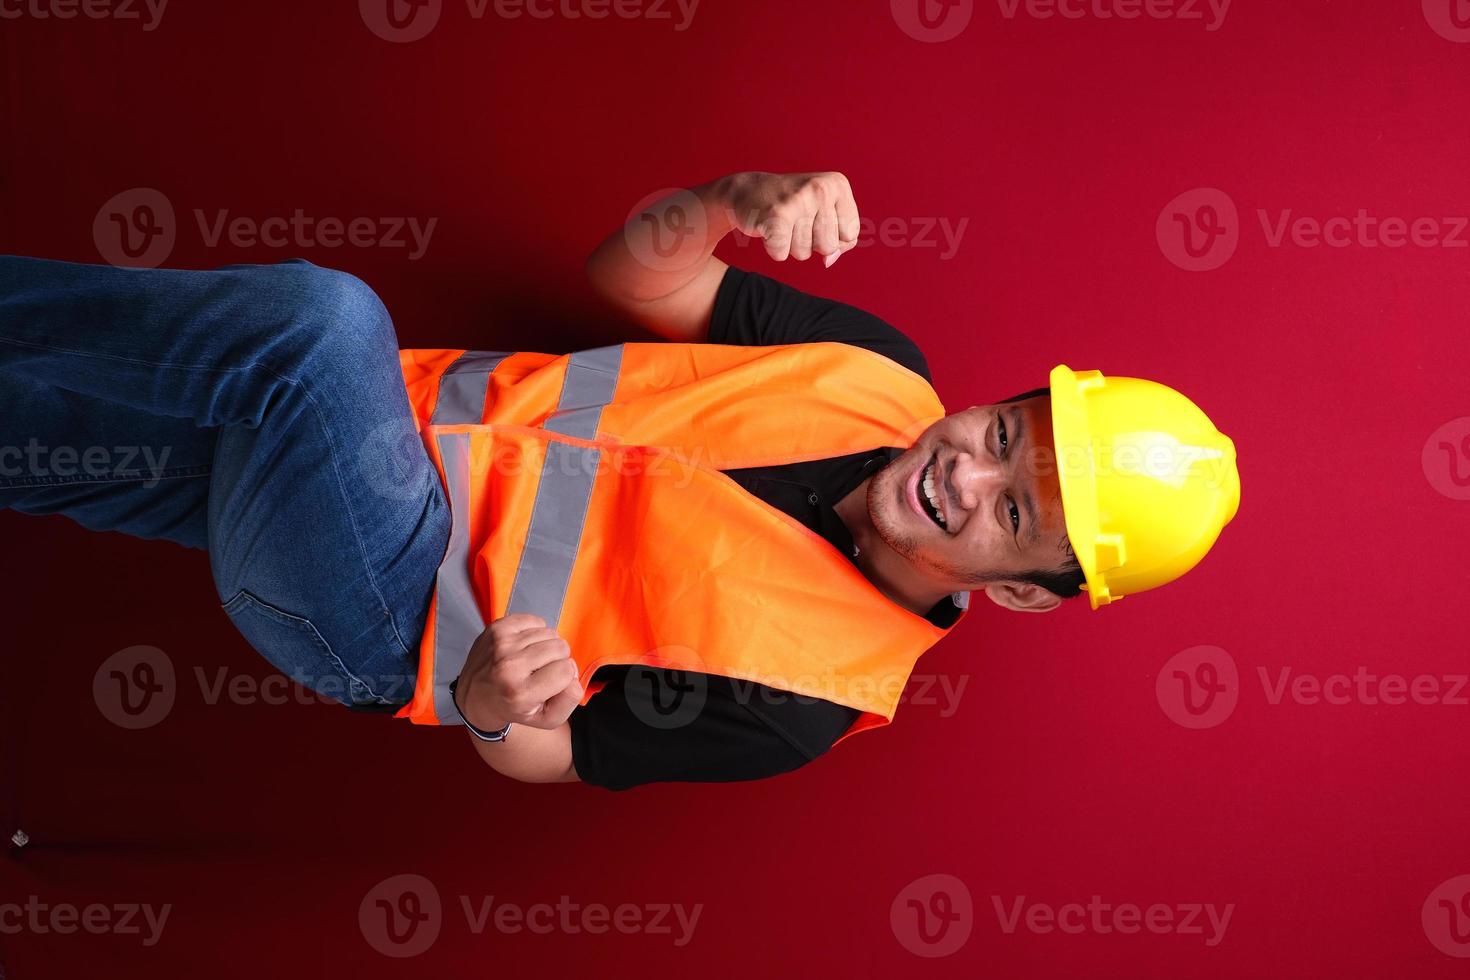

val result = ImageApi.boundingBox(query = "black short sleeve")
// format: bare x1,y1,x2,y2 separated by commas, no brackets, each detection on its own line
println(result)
709,266,933,382
569,667,860,791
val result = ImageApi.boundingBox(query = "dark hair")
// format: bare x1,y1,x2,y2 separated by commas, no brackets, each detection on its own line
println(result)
1011,543,1086,599
998,387,1087,600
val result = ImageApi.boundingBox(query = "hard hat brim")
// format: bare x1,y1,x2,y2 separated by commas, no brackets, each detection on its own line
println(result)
1048,364,1108,610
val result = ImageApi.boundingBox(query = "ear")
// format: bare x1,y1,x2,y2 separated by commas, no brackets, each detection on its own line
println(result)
983,581,1063,613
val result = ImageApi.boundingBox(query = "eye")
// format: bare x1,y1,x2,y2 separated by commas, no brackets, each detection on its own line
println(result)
1006,496,1020,533
996,414,1009,457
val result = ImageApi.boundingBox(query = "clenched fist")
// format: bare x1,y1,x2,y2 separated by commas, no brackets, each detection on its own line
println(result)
722,171,861,267
455,614,584,733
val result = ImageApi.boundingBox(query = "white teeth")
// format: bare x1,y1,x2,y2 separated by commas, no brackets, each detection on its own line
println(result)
921,462,946,526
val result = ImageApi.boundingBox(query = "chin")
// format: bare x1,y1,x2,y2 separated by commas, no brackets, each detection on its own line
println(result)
866,468,920,561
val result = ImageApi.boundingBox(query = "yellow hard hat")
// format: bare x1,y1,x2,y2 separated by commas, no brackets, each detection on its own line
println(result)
1049,365,1240,610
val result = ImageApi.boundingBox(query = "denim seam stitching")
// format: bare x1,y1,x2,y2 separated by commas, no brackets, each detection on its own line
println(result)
226,589,393,705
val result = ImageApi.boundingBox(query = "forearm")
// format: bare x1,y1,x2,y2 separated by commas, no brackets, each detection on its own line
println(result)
467,721,579,783
585,175,741,341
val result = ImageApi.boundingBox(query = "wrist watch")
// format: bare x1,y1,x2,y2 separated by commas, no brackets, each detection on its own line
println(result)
449,678,512,742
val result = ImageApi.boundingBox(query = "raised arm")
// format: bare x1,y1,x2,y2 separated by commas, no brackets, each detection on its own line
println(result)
584,171,861,342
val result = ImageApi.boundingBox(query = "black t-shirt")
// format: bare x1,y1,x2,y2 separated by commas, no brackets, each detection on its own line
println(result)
568,266,958,790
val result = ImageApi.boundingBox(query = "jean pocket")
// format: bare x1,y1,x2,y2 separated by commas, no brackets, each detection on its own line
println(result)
221,589,398,708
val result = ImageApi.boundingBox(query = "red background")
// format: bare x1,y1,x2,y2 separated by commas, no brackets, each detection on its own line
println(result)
4,1,1470,976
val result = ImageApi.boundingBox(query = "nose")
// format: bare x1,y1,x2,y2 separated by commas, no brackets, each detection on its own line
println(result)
947,450,1005,513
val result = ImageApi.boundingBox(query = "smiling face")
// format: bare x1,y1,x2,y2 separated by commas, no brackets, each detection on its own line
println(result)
864,395,1079,612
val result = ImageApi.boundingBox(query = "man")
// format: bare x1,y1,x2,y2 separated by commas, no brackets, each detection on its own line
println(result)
0,171,1239,791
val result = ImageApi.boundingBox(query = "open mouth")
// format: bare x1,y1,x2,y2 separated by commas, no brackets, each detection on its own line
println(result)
917,455,947,530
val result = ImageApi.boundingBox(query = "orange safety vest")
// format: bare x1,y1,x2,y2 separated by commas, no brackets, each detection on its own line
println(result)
394,342,969,743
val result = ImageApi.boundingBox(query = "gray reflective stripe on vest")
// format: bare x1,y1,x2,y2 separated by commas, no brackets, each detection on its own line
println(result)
503,441,600,627
431,432,485,726
543,345,623,440
430,350,511,425
507,346,623,621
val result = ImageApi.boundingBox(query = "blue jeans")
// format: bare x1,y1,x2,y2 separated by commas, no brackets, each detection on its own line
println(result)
0,256,451,709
